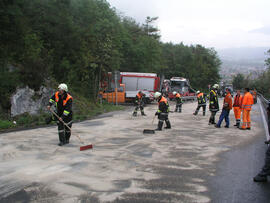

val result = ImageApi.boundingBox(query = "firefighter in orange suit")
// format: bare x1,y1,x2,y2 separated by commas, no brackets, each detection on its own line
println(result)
240,88,254,130
133,91,146,116
233,90,243,128
154,92,171,131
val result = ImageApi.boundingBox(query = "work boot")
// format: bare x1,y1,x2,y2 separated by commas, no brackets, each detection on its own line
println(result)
155,121,163,131
141,111,147,116
253,174,267,182
165,120,171,129
58,142,64,146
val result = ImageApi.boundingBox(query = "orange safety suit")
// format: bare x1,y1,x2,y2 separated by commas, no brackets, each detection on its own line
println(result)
241,92,254,129
233,94,243,126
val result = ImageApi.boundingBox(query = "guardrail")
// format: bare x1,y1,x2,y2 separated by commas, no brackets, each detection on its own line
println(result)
258,93,270,142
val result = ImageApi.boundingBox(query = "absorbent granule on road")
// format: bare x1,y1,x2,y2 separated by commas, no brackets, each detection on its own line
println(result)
0,100,261,202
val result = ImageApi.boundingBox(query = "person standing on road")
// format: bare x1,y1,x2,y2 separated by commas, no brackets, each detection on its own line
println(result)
233,90,243,128
133,91,146,117
208,84,220,125
47,83,73,146
173,91,183,113
154,92,171,131
193,90,207,116
215,88,232,128
240,88,254,130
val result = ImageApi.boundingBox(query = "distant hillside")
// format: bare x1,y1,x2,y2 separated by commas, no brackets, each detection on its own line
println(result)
217,47,269,81
217,47,269,62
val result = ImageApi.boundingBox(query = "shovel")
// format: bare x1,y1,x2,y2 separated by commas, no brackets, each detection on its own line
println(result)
49,109,93,151
143,115,156,134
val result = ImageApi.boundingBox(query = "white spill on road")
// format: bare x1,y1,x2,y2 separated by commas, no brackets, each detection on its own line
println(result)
0,100,262,202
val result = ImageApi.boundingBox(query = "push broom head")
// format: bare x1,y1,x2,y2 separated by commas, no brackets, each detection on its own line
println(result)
80,144,93,151
143,129,155,134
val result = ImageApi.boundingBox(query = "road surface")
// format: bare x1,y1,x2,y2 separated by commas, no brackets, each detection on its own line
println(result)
0,99,269,202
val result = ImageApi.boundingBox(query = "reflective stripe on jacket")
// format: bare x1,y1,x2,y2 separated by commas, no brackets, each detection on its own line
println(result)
158,96,169,113
241,92,254,110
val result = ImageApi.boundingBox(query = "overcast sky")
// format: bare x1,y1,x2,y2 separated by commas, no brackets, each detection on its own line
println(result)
107,0,270,49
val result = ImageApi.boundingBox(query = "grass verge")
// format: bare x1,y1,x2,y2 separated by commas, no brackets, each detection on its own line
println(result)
0,102,124,132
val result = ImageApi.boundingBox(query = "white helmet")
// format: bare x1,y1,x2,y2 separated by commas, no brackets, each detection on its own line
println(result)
213,84,219,89
58,83,68,92
173,91,177,95
154,92,162,98
196,90,200,94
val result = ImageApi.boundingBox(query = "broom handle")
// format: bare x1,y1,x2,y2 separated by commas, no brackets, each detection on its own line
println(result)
49,109,84,143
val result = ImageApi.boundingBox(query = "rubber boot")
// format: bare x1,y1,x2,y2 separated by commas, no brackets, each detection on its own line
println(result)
155,121,163,131
65,131,71,144
58,132,65,146
165,120,171,129
141,110,146,116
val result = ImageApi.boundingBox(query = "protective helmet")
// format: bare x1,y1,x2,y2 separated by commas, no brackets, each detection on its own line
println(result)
173,91,177,95
213,84,219,89
196,90,200,94
58,83,68,92
154,92,162,98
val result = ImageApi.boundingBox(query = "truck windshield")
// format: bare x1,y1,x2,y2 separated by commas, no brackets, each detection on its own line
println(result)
170,81,188,93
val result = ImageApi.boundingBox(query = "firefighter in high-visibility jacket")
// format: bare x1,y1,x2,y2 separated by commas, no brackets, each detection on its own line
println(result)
208,84,220,125
193,90,206,116
154,92,171,131
240,88,254,130
173,91,183,113
133,91,146,116
47,83,73,146
233,90,243,128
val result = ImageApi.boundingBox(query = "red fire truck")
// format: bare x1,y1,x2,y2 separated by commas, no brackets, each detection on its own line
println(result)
119,72,160,102
167,77,196,100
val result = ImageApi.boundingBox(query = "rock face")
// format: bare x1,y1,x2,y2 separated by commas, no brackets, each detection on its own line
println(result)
11,86,54,117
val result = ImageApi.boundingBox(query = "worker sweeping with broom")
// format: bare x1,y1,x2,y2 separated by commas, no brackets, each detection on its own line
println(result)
47,83,73,146
154,92,171,131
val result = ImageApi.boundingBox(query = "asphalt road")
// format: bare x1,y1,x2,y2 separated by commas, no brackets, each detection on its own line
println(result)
0,99,269,203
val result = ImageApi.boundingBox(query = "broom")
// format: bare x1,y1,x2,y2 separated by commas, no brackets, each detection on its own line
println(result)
49,109,93,151
143,115,156,134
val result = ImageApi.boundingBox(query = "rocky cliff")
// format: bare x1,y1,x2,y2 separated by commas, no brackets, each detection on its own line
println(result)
11,86,54,117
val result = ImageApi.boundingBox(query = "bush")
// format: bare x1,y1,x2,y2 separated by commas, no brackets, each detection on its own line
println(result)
0,120,14,129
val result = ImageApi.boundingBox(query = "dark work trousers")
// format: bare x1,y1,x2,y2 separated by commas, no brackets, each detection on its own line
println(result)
258,145,270,176
209,111,218,124
157,113,171,130
133,103,145,116
216,109,230,127
175,103,182,112
57,119,72,144
194,105,206,115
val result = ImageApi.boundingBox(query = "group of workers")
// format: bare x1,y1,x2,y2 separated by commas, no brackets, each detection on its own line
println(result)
193,85,254,130
47,83,269,182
